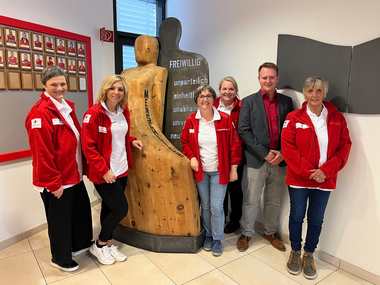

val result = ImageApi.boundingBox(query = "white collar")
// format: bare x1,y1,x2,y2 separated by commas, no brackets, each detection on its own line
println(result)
195,106,221,121
101,101,123,116
45,92,71,112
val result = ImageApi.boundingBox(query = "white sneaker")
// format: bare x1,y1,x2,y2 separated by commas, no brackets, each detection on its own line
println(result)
109,245,127,262
89,243,116,265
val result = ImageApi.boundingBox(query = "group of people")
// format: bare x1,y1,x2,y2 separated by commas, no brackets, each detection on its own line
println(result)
26,65,143,271
26,62,352,280
180,62,351,280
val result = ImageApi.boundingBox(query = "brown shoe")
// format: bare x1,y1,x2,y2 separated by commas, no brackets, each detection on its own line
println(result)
263,233,286,251
236,234,251,252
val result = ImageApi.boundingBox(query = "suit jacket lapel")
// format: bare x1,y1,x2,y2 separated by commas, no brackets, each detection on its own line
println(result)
255,91,269,132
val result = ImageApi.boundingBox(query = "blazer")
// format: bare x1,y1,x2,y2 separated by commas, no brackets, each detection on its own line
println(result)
238,90,294,168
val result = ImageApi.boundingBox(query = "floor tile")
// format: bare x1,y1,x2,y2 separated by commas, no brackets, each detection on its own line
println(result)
28,229,50,251
219,254,299,285
0,251,45,285
34,246,97,284
250,245,337,285
0,239,31,259
97,252,175,285
143,250,215,284
185,269,239,285
197,239,248,268
110,239,142,258
318,269,374,285
51,268,111,285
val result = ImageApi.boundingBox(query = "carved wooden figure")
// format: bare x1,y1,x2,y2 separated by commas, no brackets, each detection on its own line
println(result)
120,35,200,237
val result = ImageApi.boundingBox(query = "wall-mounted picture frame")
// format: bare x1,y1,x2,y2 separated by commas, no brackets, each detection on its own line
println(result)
21,71,33,90
34,72,43,90
0,26,3,46
44,35,55,53
79,76,87,91
0,48,4,68
0,70,5,89
77,42,85,58
78,60,86,75
7,70,20,89
68,75,77,91
20,51,32,70
57,56,67,72
32,32,43,51
67,40,76,57
6,49,19,69
68,58,77,74
4,27,18,48
19,30,31,49
33,52,44,70
46,55,56,67
56,38,66,55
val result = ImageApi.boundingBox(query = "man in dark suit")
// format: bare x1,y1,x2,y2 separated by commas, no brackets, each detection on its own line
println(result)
237,62,294,252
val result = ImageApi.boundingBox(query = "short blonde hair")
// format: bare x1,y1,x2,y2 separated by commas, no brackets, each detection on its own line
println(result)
218,76,239,98
96,74,128,109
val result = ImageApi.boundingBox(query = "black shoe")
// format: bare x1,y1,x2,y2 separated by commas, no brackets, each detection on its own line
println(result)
51,258,79,272
224,221,240,233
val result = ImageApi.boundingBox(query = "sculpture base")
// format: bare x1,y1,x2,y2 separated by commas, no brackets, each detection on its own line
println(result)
113,225,205,253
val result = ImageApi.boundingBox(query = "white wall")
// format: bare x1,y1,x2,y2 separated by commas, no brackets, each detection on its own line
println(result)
0,0,114,243
167,0,380,277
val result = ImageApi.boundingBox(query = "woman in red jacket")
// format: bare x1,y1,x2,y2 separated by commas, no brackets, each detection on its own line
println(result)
25,65,93,272
82,75,143,265
213,76,244,234
281,77,351,279
181,84,241,257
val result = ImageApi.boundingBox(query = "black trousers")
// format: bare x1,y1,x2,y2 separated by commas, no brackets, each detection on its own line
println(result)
40,181,93,265
94,176,128,242
224,164,244,223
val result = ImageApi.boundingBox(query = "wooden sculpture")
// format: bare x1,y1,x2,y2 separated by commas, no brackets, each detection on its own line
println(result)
119,35,200,238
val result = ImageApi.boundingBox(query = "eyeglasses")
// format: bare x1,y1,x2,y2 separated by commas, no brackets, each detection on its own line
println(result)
198,95,213,100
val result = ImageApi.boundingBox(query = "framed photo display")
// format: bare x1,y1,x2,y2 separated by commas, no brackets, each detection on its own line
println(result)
0,26,4,46
0,48,4,68
67,40,76,56
20,51,32,70
56,38,66,55
34,72,43,90
77,42,85,58
19,30,31,49
7,70,20,89
4,27,18,48
21,71,33,90
32,32,43,51
46,55,56,67
57,56,67,72
44,35,55,53
33,52,44,70
78,60,86,75
68,58,77,74
0,70,5,89
6,49,19,69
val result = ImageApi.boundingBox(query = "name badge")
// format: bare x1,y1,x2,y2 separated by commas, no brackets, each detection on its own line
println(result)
296,123,309,129
99,126,107,133
52,118,64,125
189,129,194,133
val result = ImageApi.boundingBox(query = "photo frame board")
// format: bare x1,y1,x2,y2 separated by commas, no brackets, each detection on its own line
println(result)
32,32,43,51
67,58,77,74
18,30,31,49
4,27,18,48
56,38,66,55
67,40,77,57
21,71,33,90
45,55,56,67
20,51,32,70
44,35,55,53
0,48,4,68
77,42,85,58
57,56,67,72
7,70,20,89
0,70,5,89
34,72,43,90
78,60,86,75
68,75,77,91
0,26,3,46
33,52,44,70
79,76,87,91
6,49,19,69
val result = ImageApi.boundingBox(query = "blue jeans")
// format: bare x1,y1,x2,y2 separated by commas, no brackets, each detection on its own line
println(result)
288,186,331,253
197,171,227,241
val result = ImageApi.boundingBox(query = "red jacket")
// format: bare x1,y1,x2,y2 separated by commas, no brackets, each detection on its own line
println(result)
214,96,244,165
181,111,241,185
281,101,352,190
25,93,87,192
81,103,135,184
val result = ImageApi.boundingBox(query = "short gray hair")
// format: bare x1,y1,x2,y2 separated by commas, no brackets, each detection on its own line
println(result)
41,65,67,85
303,76,329,94
194,84,216,103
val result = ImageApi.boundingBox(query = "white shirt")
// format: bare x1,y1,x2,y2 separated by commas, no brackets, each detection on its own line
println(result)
196,106,220,172
217,100,234,116
35,93,82,192
101,102,129,177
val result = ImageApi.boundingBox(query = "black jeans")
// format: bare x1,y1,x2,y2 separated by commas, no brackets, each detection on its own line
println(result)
224,164,244,224
94,176,128,242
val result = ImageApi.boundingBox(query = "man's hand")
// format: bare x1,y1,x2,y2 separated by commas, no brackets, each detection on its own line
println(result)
268,150,284,165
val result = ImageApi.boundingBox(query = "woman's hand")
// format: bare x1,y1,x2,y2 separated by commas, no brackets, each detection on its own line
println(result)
190,157,199,172
309,169,326,183
132,140,143,150
103,170,116,184
53,186,64,199
229,166,238,182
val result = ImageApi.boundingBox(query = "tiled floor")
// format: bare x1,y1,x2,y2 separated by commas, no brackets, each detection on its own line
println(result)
0,204,373,285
